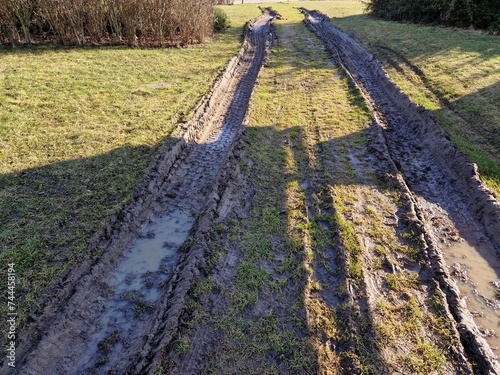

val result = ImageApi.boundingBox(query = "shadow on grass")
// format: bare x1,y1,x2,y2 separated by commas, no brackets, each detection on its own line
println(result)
0,142,162,335
305,11,500,188
0,10,498,372
366,40,500,186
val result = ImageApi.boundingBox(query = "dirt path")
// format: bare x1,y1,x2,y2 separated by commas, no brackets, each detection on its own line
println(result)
2,10,275,375
301,8,500,373
152,7,500,375
4,6,500,375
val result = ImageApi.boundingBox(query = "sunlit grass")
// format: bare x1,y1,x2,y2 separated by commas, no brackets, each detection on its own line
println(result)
1,1,498,365
239,1,500,193
330,8,500,194
0,17,247,337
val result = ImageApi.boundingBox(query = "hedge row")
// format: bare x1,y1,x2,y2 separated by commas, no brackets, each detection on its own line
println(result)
0,0,215,47
366,0,500,32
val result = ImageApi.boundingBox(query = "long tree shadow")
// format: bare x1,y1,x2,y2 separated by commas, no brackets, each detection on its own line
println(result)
327,13,500,183
331,13,500,61
0,142,165,339
243,114,499,372
1,8,498,373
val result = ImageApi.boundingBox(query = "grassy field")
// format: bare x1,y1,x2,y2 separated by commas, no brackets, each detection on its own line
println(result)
1,0,498,361
0,19,247,330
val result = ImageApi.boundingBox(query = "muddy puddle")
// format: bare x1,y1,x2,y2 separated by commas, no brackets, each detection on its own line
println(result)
109,211,192,295
9,11,276,374
444,241,500,352
75,211,193,372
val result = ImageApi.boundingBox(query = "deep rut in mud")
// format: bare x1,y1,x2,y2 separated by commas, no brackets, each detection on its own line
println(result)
3,11,275,375
301,8,500,373
4,6,500,375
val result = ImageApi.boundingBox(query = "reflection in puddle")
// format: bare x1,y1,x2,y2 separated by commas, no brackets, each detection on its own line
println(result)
444,242,500,352
108,211,192,301
76,210,193,371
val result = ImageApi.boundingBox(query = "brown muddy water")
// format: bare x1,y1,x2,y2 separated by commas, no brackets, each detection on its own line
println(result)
75,211,193,372
444,241,500,353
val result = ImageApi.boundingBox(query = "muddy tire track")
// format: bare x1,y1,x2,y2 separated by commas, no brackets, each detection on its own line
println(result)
2,11,275,375
301,8,500,374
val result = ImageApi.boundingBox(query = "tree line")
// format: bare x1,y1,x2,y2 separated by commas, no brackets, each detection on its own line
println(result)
0,0,215,47
366,0,500,32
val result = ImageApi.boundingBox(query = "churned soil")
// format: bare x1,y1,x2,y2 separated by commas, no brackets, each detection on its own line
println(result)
3,6,499,375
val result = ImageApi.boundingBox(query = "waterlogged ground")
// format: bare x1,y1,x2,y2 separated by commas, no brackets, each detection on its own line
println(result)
161,5,500,374
2,3,499,375
445,242,500,349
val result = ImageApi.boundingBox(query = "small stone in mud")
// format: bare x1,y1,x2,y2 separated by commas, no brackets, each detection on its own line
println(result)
480,328,497,338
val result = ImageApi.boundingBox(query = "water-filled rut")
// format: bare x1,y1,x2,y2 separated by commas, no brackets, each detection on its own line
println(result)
5,10,275,375
301,8,500,373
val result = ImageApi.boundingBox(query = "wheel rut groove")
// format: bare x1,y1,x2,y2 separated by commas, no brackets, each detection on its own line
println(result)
301,8,500,374
3,10,276,375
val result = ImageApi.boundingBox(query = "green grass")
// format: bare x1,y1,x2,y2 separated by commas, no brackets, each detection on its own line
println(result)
2,2,497,371
0,17,248,336
251,1,499,194
321,4,500,194
196,4,377,372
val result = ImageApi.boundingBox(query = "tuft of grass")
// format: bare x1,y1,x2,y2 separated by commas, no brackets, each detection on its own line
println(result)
401,342,446,373
236,262,268,290
385,272,420,292
334,207,364,284
189,278,212,299
176,337,190,356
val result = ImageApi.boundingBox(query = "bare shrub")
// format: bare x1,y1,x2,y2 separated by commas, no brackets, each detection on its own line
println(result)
84,0,107,43
0,0,35,46
1,0,217,47
0,2,19,46
37,0,71,44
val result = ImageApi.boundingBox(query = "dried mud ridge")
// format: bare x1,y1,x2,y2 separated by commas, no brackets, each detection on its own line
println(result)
301,8,500,374
2,10,276,375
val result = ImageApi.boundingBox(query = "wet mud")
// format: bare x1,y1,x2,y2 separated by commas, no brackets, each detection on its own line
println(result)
4,6,500,375
445,242,500,350
2,9,275,375
301,8,500,373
